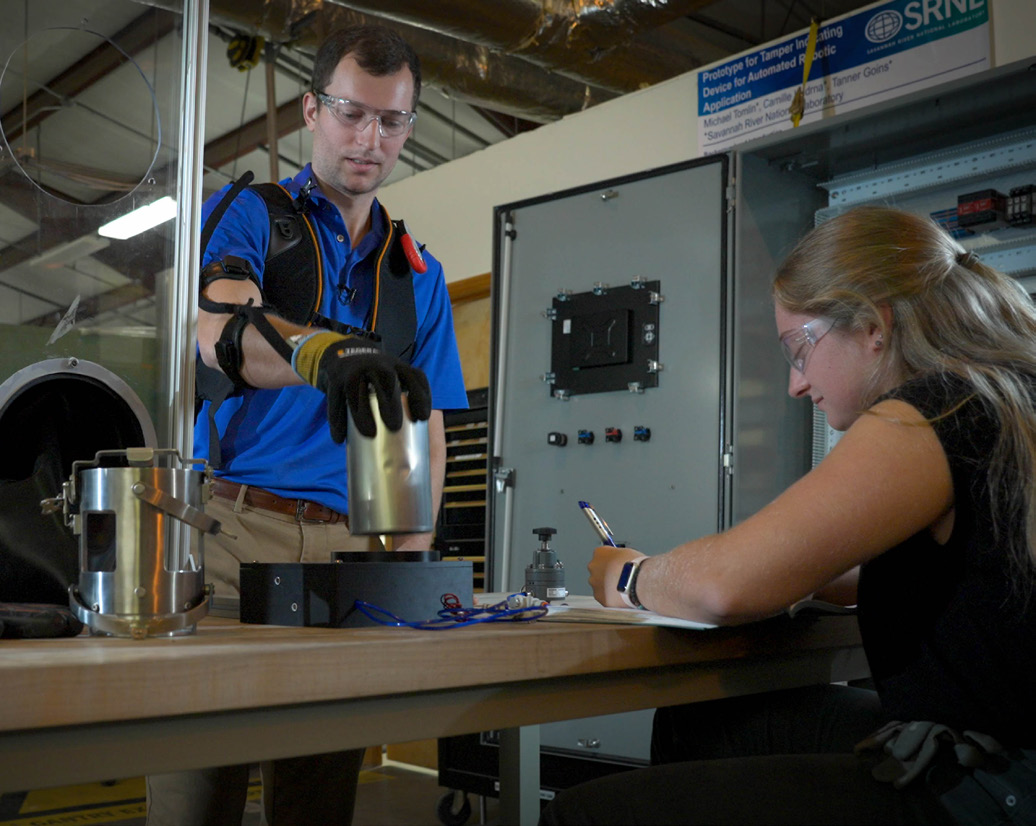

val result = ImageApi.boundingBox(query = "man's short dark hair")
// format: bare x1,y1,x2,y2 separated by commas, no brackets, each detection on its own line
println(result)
312,25,422,111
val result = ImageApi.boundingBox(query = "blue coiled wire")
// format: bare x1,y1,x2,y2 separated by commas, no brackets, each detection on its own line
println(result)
353,592,548,630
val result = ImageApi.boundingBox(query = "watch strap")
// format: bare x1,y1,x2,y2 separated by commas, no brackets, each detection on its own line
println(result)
616,558,645,609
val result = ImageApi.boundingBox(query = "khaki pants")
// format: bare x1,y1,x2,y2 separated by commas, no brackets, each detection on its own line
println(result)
146,751,367,826
146,491,377,826
201,491,378,599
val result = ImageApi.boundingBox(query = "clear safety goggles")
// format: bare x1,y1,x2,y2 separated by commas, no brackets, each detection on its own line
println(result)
315,92,416,138
780,317,835,373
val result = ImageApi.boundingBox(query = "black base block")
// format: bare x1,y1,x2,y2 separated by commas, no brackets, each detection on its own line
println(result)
240,558,474,628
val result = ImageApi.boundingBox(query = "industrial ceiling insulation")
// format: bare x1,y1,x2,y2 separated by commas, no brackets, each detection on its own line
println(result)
137,0,874,122
199,0,731,121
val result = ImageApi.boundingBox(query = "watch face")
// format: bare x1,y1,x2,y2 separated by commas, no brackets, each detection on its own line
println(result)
617,562,635,592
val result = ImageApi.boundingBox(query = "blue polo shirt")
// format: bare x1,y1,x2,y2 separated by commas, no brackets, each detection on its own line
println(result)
194,165,468,513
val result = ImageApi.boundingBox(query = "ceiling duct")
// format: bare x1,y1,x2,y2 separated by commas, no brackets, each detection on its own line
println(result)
139,0,722,121
326,0,728,92
149,0,615,121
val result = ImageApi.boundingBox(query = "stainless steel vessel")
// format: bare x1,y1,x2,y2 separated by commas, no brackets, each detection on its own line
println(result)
46,447,221,638
346,392,433,535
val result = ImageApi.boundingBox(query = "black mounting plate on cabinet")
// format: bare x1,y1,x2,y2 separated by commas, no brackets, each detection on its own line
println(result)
548,280,661,398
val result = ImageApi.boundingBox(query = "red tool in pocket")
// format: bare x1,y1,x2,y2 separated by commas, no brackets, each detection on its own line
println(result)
399,220,428,274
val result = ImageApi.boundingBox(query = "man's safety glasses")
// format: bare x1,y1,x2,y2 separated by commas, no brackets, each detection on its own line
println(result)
780,317,835,373
315,92,416,138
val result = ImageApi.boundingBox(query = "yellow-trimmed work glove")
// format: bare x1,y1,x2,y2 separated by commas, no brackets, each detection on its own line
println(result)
292,331,431,442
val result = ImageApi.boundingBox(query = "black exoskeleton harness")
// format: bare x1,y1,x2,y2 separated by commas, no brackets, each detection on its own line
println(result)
195,170,419,467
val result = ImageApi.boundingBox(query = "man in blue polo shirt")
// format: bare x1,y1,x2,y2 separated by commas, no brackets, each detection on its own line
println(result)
146,24,467,826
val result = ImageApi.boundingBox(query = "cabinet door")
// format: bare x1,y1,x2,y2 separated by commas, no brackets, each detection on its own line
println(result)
490,156,728,592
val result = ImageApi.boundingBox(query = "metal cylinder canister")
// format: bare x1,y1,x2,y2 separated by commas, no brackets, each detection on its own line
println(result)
60,448,219,638
346,392,433,535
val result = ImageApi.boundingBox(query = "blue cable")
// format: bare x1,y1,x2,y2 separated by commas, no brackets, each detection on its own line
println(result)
353,593,548,630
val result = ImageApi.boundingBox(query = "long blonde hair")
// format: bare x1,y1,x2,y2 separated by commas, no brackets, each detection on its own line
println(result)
773,205,1036,587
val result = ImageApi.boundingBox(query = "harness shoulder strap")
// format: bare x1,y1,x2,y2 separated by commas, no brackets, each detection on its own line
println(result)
370,216,418,362
196,172,259,468
200,171,254,257
250,182,323,326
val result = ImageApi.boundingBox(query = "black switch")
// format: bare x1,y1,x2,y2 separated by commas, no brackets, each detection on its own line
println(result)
548,432,568,447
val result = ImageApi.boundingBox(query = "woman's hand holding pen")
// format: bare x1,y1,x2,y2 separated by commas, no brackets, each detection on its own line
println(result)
589,546,646,608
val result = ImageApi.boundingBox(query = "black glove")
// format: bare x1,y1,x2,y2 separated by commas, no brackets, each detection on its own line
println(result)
293,332,431,442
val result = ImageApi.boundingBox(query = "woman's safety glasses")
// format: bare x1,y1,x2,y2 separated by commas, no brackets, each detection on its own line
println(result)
780,317,835,373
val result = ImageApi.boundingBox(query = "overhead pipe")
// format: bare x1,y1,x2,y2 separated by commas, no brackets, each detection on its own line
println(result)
324,0,725,92
165,0,620,121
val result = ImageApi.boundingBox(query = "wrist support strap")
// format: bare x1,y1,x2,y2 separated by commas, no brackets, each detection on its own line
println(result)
292,331,379,388
293,331,345,386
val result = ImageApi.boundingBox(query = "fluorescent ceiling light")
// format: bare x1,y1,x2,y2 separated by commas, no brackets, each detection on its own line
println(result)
98,196,177,240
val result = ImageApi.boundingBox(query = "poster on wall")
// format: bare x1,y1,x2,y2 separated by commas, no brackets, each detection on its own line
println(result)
697,0,991,155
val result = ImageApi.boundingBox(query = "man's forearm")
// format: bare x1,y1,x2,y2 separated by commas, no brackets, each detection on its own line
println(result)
234,318,310,388
198,278,312,389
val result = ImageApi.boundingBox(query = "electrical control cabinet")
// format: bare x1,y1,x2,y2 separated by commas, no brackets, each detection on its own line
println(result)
441,57,1036,808
486,156,742,775
479,152,815,776
490,156,736,600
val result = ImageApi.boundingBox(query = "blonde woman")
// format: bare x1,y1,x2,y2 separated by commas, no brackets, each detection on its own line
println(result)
543,206,1036,825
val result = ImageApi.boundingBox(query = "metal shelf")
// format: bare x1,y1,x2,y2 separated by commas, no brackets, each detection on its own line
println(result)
437,389,489,592
811,125,1036,278
817,125,1036,209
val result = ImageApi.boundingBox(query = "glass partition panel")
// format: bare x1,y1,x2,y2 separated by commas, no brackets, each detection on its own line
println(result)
0,0,196,446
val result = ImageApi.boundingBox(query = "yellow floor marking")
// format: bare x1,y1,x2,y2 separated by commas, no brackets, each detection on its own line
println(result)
0,776,262,824
0,767,417,823
358,768,397,785
17,779,144,812
0,802,144,825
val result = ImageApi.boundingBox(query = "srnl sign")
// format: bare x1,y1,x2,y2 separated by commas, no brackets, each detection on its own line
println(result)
697,0,990,155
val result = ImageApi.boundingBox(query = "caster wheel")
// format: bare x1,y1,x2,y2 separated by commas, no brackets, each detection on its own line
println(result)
436,789,472,826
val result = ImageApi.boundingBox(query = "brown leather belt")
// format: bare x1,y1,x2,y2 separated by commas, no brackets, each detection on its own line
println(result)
211,478,348,525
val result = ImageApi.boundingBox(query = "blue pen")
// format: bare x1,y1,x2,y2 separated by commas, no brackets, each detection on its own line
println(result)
579,501,617,547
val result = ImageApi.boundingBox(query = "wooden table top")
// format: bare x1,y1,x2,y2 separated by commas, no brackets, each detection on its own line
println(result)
0,613,863,734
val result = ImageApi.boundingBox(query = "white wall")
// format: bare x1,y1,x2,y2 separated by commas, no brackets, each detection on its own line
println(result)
382,0,1035,283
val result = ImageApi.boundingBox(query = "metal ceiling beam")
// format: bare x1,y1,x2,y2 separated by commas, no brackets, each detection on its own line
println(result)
0,7,178,146
19,235,164,328
418,105,491,150
0,170,91,273
23,280,156,329
203,95,307,172
470,107,541,139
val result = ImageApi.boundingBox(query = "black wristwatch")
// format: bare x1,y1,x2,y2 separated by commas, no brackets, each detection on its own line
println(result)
616,558,645,609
